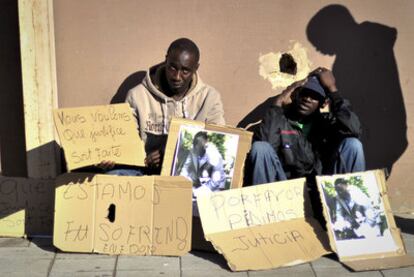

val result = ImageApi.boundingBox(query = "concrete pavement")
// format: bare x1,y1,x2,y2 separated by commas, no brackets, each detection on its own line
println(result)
0,214,413,277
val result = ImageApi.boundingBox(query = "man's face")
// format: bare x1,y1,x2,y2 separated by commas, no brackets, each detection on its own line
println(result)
193,137,207,157
165,49,199,95
293,88,323,116
335,183,350,200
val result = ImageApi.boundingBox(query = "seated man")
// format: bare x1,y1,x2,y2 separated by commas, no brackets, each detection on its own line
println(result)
179,131,225,218
332,178,380,240
179,131,226,196
250,68,365,185
102,38,225,175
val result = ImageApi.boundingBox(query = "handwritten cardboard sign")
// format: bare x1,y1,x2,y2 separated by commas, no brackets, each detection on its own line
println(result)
53,103,145,170
54,173,193,256
0,176,55,237
197,178,331,271
316,170,414,271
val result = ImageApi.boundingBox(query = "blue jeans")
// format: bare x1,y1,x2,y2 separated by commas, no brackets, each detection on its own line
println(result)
105,168,144,176
250,138,365,185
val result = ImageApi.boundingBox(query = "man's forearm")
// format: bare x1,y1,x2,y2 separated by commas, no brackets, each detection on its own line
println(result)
328,91,362,137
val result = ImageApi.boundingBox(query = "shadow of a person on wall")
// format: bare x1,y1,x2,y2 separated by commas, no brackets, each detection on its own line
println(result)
110,70,146,104
306,4,408,175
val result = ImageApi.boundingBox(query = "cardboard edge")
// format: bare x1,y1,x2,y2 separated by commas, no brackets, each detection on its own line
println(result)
342,254,414,271
204,233,238,271
304,217,333,253
149,175,156,255
90,174,98,254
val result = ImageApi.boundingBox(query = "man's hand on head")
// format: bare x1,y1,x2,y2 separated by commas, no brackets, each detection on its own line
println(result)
310,67,338,93
145,150,162,168
274,78,307,107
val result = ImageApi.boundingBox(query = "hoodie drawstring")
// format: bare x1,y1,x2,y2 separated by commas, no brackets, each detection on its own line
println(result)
161,98,191,134
182,98,189,119
160,98,168,134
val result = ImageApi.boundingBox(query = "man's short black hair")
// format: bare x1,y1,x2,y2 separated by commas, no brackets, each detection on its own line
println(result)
334,178,348,187
194,131,208,142
167,38,200,63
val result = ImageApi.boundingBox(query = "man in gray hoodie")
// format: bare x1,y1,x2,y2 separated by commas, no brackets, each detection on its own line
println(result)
102,38,225,175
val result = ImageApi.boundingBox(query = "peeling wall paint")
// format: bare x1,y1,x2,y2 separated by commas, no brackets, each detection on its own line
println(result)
259,42,312,89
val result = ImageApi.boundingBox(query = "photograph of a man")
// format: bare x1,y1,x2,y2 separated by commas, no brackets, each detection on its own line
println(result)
318,172,399,257
329,178,382,240
170,124,239,200
179,131,226,197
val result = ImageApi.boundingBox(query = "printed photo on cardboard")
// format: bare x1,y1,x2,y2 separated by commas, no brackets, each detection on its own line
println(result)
318,171,398,257
171,125,239,198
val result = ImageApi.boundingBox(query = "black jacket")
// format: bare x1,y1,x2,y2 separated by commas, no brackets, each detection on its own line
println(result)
254,92,362,178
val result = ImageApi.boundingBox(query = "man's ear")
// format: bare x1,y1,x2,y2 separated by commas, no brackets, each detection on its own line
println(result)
194,63,200,71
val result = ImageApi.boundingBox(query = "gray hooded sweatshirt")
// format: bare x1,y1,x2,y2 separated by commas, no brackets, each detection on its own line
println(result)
126,64,225,153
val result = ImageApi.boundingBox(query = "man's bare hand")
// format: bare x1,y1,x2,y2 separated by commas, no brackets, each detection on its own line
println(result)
145,150,162,168
274,78,307,107
310,67,338,93
97,160,116,171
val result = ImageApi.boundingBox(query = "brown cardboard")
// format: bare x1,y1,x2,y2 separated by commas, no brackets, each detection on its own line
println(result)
161,117,253,190
0,176,55,237
53,173,193,256
53,103,145,171
197,178,331,271
316,169,414,271
161,117,253,251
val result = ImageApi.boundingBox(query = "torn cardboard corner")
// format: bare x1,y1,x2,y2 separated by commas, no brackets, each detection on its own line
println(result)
316,169,414,271
161,117,253,190
53,103,145,171
54,173,193,256
0,176,55,238
197,178,331,271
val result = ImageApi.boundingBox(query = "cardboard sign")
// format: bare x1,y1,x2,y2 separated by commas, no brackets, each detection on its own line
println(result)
0,176,55,237
316,169,414,271
54,173,193,256
53,103,145,170
197,178,331,271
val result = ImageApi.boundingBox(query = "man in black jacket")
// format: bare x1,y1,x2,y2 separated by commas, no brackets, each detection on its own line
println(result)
250,68,365,185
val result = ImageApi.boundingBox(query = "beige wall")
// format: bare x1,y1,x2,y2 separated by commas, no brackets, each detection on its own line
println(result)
53,0,414,212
